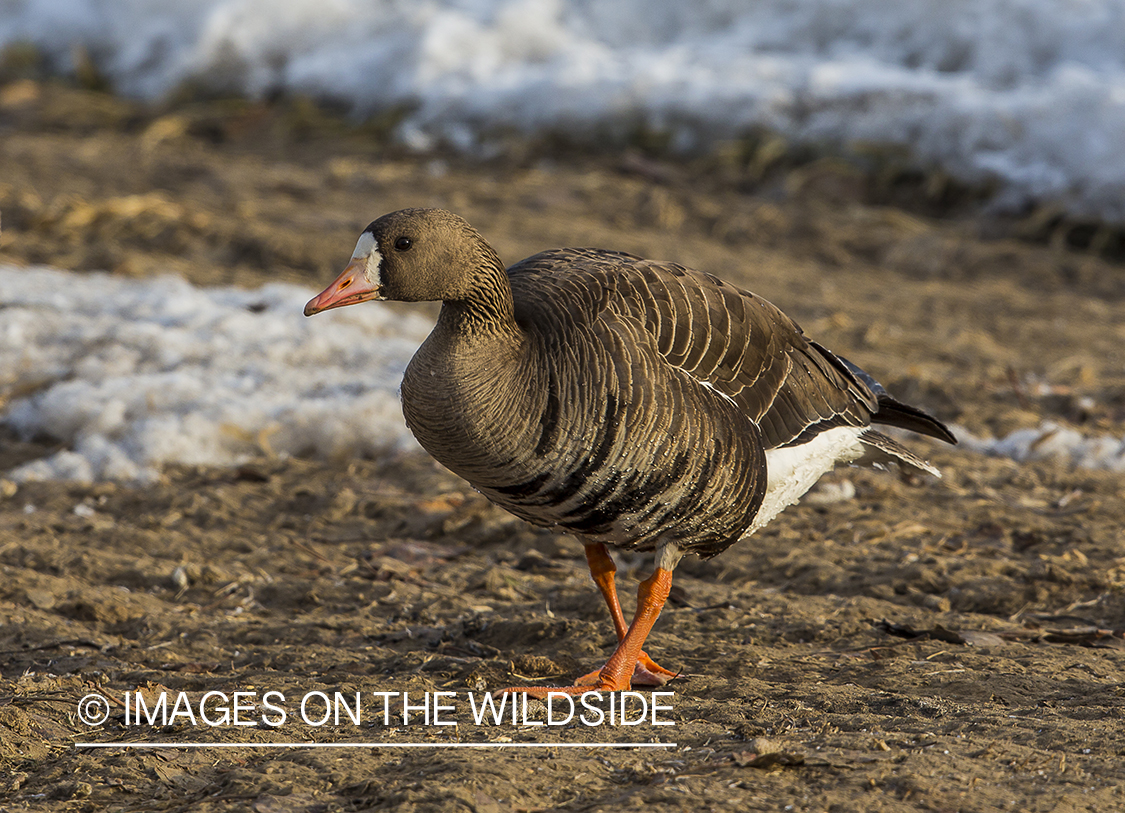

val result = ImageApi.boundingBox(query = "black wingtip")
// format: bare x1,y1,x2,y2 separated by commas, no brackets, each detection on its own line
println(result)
873,395,958,445
831,353,957,445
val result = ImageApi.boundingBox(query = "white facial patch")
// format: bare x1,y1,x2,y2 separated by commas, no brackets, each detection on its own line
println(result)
351,232,383,286
350,231,376,259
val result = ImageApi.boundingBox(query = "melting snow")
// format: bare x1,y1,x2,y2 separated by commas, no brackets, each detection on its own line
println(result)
0,264,429,483
3,1,1125,217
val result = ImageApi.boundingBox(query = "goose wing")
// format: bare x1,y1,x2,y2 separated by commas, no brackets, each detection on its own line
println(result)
509,248,882,450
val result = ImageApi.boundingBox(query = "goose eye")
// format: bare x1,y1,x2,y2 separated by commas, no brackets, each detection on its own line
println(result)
394,236,413,252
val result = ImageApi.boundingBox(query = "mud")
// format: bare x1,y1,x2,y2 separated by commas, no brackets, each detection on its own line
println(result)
2,82,1125,812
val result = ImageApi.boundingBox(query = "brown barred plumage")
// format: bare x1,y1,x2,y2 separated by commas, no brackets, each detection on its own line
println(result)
304,208,956,696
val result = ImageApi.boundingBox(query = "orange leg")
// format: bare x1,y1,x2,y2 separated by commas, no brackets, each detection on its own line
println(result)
500,563,676,699
585,542,630,639
574,543,679,687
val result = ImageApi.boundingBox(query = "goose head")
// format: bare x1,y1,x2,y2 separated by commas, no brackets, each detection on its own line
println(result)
303,208,499,316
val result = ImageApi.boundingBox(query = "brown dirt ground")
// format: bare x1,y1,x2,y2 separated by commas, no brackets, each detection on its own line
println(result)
2,82,1125,812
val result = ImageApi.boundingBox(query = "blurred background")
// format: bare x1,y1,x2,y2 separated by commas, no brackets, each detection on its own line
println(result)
4,0,1125,220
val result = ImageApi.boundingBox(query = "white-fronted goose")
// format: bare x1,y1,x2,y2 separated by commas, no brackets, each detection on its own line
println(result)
304,208,956,696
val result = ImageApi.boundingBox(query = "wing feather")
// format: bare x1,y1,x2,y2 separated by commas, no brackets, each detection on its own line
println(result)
507,248,945,451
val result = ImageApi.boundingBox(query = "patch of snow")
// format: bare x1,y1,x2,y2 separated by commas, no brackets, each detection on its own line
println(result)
3,1,1125,217
0,264,429,483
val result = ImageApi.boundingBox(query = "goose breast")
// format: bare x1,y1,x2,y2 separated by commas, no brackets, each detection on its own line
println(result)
402,248,767,556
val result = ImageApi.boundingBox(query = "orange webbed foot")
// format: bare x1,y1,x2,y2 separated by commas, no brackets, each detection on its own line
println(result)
574,650,679,687
510,567,677,697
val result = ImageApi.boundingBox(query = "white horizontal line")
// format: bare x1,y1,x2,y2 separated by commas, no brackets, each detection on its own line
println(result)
74,741,676,749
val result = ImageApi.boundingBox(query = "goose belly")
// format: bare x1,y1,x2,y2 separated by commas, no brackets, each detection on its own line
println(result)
479,385,767,554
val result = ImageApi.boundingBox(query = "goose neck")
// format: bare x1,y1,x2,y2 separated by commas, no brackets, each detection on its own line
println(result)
437,261,519,339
